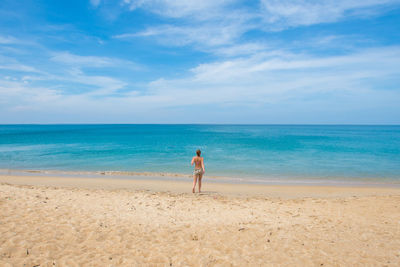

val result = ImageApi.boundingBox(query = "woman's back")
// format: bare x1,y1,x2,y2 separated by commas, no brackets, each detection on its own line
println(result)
193,156,203,169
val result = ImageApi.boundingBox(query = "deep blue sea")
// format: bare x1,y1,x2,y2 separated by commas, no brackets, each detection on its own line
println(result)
0,124,399,185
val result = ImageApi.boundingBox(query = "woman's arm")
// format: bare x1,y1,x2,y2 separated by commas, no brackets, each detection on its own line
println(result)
191,157,194,166
201,157,205,172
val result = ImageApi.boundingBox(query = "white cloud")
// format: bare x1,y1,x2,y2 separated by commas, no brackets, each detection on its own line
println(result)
0,55,41,73
138,46,400,111
116,0,255,49
0,35,19,44
122,0,235,19
260,0,400,29
211,43,270,57
117,23,247,47
49,51,142,71
51,51,118,67
115,0,400,55
90,0,101,8
0,49,132,101
64,69,128,96
0,78,60,110
0,63,38,73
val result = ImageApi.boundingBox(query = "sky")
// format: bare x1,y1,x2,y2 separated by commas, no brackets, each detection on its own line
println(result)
0,0,400,124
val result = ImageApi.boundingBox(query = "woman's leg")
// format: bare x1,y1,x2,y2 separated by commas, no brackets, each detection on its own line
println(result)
192,174,198,193
198,173,203,193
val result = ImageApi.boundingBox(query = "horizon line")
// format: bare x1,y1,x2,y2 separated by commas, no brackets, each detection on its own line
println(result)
1,123,399,126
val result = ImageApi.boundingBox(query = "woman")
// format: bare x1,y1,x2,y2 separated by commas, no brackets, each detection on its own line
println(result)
191,149,205,193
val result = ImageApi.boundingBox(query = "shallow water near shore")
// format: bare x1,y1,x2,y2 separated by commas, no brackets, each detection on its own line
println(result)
0,124,399,185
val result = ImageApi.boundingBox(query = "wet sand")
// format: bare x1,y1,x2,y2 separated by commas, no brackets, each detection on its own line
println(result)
1,175,400,266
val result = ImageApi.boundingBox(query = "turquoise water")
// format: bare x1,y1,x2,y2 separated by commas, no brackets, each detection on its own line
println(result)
0,124,399,184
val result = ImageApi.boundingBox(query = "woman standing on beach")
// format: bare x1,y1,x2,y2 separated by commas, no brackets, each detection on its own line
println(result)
191,149,205,193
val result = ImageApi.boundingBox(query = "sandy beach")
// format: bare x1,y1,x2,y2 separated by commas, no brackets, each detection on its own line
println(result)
1,175,400,266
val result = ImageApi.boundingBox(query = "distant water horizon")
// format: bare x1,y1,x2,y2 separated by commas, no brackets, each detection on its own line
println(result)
1,124,399,185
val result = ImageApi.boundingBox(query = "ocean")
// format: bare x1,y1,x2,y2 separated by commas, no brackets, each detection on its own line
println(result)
0,124,399,185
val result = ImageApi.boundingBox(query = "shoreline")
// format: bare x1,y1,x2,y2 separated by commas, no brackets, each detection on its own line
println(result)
1,168,399,188
1,174,400,198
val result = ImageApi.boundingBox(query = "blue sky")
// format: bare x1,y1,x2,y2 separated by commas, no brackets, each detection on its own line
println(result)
0,0,400,124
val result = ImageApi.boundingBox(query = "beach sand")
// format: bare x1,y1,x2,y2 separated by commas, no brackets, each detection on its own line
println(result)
1,175,400,266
